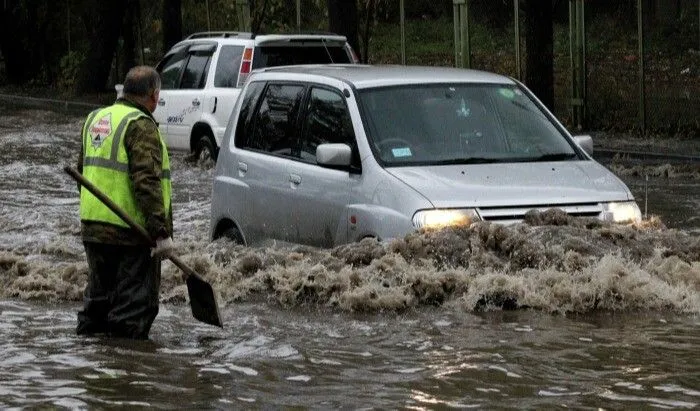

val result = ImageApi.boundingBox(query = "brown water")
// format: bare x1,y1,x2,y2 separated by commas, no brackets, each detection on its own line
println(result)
0,106,698,409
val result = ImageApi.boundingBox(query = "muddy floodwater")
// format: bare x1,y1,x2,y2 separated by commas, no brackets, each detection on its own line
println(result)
1,106,699,409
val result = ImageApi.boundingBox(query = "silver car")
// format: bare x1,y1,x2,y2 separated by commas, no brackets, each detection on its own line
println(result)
210,65,641,247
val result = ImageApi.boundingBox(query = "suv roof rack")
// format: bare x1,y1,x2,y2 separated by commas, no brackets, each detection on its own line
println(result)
186,31,253,40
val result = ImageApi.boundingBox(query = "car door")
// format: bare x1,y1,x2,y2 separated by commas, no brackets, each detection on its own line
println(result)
235,81,306,245
164,43,215,150
286,85,356,248
210,45,245,145
155,45,189,142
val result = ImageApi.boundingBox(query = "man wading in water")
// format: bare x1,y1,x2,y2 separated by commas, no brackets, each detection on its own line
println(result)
75,66,175,339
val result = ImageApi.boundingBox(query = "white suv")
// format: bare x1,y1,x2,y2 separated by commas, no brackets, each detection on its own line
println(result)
149,31,357,161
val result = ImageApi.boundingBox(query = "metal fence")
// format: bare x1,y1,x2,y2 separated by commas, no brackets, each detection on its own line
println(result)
74,0,700,136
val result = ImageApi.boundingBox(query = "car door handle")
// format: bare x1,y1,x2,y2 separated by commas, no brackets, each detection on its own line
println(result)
238,162,248,176
192,98,201,107
289,173,302,185
158,98,166,106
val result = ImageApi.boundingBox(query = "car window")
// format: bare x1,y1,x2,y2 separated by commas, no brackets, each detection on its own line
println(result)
157,48,189,90
490,87,573,155
357,84,576,166
299,87,354,162
180,54,211,89
234,81,266,148
252,45,351,69
214,45,244,88
245,83,305,156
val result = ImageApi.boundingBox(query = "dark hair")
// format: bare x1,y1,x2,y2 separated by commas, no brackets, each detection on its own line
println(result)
122,66,161,97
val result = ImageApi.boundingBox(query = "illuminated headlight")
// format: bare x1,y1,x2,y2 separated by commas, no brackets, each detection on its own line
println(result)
601,201,642,223
412,209,480,229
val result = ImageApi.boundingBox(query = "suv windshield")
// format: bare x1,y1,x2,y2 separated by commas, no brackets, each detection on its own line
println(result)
252,45,351,69
357,84,579,166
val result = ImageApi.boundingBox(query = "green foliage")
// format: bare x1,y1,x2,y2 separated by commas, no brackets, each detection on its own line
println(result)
57,51,84,92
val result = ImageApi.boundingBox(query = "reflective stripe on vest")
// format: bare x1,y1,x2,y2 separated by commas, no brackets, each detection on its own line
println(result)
80,103,171,229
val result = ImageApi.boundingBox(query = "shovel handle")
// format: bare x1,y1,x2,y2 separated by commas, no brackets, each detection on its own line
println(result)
64,166,199,279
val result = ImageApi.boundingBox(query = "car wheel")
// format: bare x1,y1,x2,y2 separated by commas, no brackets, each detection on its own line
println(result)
193,132,218,164
221,226,244,245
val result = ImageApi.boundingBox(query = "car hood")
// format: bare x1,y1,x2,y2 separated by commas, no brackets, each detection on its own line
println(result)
385,160,632,208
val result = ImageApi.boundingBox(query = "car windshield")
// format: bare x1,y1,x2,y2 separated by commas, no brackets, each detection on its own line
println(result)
357,83,579,166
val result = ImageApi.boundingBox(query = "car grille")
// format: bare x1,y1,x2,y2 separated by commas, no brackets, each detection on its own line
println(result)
476,203,603,224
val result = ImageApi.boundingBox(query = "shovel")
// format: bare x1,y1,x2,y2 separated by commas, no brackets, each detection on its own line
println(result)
64,166,223,328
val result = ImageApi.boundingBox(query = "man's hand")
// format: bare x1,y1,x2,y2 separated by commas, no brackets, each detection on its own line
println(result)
151,237,175,258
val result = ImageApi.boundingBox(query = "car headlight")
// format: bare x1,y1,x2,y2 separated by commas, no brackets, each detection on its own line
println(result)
412,209,480,229
601,201,642,223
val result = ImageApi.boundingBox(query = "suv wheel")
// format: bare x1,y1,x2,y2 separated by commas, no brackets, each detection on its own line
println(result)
193,132,218,164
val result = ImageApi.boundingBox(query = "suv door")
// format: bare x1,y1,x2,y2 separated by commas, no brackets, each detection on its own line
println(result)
164,43,215,150
288,86,357,247
210,45,245,147
154,44,189,140
235,81,306,244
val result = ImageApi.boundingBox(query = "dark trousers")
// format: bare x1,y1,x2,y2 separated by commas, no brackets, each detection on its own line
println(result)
77,242,161,339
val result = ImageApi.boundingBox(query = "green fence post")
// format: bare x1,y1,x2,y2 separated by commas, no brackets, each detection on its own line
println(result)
67,0,71,54
452,0,471,68
453,1,460,67
297,0,301,33
205,0,211,31
463,0,471,68
514,0,520,79
236,0,251,32
400,0,406,65
638,0,646,134
569,0,586,130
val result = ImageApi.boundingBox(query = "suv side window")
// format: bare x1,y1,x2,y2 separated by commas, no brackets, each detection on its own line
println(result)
299,87,355,162
246,83,305,156
214,45,244,88
180,53,211,89
157,46,189,89
234,81,266,148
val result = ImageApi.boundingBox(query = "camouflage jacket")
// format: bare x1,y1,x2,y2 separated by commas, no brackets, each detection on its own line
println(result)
77,98,173,245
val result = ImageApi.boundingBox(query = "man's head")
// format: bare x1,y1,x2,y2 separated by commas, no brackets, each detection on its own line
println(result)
122,66,161,113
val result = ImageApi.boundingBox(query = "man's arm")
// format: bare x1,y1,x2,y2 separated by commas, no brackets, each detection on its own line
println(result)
76,123,85,192
124,118,170,241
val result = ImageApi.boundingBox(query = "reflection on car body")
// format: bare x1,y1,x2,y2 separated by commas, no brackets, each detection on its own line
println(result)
210,65,642,248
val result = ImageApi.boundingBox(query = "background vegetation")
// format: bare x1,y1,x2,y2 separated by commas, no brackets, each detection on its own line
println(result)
0,0,698,136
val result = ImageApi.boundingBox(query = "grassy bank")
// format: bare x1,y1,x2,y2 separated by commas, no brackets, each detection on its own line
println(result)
1,15,698,138
368,16,700,137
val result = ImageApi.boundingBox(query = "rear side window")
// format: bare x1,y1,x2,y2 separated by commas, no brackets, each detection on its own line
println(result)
243,83,305,156
214,45,244,88
252,46,351,69
157,47,188,89
180,53,211,89
234,81,266,147
299,87,355,162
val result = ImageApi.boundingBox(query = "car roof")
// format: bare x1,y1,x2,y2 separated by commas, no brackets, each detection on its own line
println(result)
251,64,515,89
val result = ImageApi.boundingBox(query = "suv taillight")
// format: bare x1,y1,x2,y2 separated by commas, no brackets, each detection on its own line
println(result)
237,47,254,87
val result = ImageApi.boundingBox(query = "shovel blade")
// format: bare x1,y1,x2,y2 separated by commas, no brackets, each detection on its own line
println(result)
186,273,223,328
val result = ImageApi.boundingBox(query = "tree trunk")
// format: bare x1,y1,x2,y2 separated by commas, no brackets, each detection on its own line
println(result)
74,0,126,94
522,0,554,109
121,0,138,76
0,0,40,84
162,0,183,54
327,0,361,62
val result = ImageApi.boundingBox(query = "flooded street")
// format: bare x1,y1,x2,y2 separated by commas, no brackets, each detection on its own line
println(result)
1,106,699,409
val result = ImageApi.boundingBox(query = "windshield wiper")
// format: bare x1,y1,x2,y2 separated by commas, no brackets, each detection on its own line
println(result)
531,152,578,162
434,157,506,165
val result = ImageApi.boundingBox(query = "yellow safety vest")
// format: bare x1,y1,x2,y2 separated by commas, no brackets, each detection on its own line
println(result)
80,103,172,229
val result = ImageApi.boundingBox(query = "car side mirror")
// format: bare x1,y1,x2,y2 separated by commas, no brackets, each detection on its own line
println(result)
317,143,352,167
573,135,593,155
